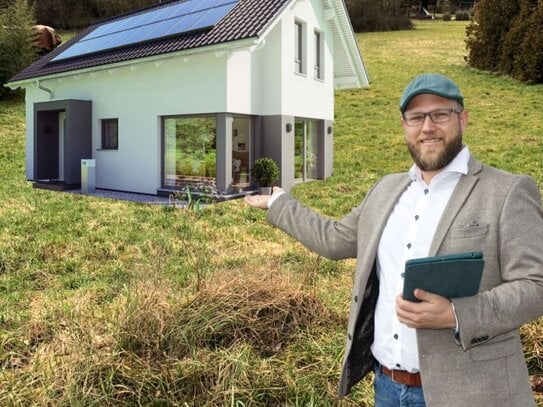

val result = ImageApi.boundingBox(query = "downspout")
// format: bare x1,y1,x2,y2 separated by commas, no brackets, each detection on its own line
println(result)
37,79,54,100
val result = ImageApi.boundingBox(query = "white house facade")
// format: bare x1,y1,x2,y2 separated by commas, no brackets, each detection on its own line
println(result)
8,0,369,197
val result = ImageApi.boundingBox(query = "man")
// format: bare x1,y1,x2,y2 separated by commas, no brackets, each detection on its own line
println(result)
245,73,543,406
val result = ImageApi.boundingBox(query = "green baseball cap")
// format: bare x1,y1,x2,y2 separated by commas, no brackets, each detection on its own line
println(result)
399,73,464,113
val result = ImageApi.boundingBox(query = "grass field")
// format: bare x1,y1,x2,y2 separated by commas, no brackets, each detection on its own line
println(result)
1,21,542,406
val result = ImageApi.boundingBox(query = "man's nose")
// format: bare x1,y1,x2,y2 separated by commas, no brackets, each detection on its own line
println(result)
421,114,436,131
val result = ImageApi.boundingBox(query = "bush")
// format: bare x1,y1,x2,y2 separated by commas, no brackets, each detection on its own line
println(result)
466,0,521,72
251,157,279,188
0,1,37,99
515,2,543,83
443,13,452,21
466,0,543,83
346,0,412,32
499,0,535,78
454,10,470,20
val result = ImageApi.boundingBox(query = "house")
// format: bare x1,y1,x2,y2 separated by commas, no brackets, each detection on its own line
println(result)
7,0,369,197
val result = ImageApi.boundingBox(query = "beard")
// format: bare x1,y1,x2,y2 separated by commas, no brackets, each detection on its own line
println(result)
407,130,463,172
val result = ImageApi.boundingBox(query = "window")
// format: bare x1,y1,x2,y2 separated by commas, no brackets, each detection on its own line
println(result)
314,30,323,79
162,116,216,189
101,118,118,149
294,20,306,74
294,119,318,182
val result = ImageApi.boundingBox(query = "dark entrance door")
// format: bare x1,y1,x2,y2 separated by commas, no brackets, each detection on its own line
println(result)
35,110,61,180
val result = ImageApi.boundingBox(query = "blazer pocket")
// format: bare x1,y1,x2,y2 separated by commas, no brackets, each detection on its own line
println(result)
468,335,518,361
450,224,489,239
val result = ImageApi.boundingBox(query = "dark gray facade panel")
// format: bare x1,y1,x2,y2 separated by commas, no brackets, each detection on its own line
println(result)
259,115,294,192
324,119,334,178
33,99,92,186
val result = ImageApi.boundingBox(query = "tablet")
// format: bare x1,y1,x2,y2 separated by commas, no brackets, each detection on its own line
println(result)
402,251,484,302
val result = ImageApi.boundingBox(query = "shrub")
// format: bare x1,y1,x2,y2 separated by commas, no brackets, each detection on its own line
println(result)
346,0,412,32
0,1,37,99
251,157,279,188
454,10,470,20
499,0,536,78
466,0,521,72
515,2,543,83
443,13,452,21
466,0,543,83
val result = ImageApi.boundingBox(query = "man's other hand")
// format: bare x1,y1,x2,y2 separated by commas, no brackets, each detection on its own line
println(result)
396,289,456,330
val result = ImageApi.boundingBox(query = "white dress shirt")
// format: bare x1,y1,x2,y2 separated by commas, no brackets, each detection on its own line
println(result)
371,146,470,373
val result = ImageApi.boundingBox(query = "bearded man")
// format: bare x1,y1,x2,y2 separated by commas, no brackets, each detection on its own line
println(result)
245,73,543,407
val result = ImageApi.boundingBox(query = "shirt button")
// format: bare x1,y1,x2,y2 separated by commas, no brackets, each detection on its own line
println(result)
354,295,358,303
424,189,429,195
348,333,352,340
415,215,419,221
394,334,399,340
396,363,401,368
407,243,412,249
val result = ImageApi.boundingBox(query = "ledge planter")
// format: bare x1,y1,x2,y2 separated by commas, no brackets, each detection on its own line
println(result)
251,157,279,195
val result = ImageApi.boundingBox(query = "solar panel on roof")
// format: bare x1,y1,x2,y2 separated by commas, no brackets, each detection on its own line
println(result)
52,0,239,62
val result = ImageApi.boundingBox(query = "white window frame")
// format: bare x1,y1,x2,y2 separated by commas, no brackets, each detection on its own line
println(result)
314,29,324,80
294,19,307,75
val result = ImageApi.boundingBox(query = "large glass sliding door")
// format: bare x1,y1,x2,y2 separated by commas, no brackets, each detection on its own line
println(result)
163,116,216,189
294,119,318,182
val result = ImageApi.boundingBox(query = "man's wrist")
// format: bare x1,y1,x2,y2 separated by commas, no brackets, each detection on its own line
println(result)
450,302,459,333
267,189,285,208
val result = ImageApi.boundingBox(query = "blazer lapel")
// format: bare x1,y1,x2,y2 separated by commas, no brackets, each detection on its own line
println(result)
428,158,483,256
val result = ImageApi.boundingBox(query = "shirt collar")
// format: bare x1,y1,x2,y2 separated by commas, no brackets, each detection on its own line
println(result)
408,145,471,182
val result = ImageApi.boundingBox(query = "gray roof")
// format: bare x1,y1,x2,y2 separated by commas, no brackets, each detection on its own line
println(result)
10,0,290,82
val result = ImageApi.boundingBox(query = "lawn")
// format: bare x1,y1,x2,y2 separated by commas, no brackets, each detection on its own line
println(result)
0,20,542,406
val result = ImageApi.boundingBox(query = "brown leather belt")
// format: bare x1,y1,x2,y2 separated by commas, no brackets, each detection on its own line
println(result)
381,365,422,387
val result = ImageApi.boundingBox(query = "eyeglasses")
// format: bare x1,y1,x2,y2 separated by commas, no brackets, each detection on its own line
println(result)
402,108,462,127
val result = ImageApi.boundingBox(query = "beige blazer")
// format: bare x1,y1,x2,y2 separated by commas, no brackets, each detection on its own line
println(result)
267,158,543,407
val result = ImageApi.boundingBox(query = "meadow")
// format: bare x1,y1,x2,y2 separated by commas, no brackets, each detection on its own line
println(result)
0,21,542,406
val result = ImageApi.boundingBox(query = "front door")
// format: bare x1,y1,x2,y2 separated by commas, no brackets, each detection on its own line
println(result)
35,110,61,181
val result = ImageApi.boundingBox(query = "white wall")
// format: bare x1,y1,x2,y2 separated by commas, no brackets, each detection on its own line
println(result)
24,52,228,194
227,0,334,119
280,0,335,120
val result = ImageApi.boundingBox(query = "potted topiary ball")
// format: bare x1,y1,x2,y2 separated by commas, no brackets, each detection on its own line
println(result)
251,157,279,195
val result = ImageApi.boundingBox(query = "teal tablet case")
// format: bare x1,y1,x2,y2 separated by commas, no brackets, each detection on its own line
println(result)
402,251,484,302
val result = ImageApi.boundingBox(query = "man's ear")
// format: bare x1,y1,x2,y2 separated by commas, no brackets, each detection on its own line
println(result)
459,109,469,132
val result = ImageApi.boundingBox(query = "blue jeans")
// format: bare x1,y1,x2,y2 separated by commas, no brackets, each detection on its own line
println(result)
373,365,426,407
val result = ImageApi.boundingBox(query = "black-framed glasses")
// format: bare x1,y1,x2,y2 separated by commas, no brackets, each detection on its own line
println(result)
403,108,462,127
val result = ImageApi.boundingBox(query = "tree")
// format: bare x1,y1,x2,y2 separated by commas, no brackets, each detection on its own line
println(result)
465,0,521,72
346,0,412,32
0,0,37,99
466,0,543,84
498,0,537,78
515,2,543,83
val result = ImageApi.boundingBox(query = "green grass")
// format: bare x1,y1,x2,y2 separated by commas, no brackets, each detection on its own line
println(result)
0,21,542,406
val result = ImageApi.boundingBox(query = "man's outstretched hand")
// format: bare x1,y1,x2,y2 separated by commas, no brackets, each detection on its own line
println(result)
244,187,284,209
